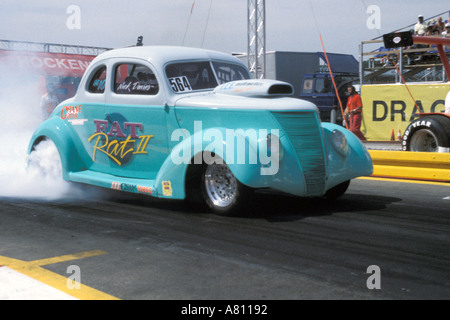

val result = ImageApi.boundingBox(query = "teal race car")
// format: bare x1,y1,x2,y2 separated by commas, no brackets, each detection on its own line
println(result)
27,46,373,215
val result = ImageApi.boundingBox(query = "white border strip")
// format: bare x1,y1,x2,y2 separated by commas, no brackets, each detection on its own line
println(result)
0,266,78,300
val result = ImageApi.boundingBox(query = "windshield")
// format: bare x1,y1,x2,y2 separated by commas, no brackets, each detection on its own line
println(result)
165,61,250,93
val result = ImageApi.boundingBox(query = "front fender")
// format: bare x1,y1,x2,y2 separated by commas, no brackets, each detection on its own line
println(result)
321,123,373,190
154,127,270,199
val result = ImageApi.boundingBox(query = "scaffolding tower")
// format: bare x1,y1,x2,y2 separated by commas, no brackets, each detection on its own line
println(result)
247,0,266,79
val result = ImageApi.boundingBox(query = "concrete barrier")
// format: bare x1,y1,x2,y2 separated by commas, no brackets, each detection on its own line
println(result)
368,150,450,182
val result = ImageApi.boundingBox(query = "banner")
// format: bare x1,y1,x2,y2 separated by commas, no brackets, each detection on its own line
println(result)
361,83,450,141
0,50,95,77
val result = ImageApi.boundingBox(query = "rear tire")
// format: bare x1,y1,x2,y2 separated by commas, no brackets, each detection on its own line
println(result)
27,138,63,179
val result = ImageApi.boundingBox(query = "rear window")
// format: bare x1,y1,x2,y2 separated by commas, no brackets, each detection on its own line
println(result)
88,66,107,93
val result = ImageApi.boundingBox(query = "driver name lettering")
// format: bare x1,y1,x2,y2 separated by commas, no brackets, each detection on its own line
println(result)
117,81,152,93
88,119,154,166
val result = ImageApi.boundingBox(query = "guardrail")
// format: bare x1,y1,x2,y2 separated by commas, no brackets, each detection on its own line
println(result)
368,150,450,182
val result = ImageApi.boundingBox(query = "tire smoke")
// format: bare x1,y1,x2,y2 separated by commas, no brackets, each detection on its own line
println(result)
0,54,76,200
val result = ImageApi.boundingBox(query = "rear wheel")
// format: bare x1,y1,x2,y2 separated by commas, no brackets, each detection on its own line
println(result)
26,138,74,198
27,138,63,179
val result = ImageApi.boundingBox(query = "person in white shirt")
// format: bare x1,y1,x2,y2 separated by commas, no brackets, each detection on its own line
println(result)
414,15,427,35
442,23,450,36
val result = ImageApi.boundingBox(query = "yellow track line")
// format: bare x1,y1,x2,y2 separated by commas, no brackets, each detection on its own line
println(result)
0,250,119,300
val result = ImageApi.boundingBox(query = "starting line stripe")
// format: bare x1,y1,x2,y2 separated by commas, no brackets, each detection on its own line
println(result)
0,251,119,300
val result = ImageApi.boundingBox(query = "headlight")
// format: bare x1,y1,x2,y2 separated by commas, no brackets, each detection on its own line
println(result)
332,129,348,156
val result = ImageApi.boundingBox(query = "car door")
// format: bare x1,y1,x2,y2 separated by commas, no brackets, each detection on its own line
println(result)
104,59,169,179
65,63,111,174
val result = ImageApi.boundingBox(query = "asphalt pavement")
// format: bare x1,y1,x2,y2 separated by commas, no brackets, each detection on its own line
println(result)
1,178,449,300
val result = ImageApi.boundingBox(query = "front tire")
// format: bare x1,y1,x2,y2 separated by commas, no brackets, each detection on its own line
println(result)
403,116,450,152
324,180,350,199
201,163,251,216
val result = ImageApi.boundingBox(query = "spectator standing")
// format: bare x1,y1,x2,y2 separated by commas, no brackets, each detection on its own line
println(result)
414,15,427,35
344,86,366,141
426,20,440,36
436,17,445,33
40,84,60,120
442,23,450,36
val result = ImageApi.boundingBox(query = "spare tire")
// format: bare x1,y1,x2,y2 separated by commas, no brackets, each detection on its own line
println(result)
402,115,450,152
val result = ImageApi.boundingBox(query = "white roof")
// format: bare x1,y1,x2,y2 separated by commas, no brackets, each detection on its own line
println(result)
91,45,244,67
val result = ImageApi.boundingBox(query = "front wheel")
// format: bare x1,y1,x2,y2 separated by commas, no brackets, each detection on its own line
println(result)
324,180,350,200
201,163,251,216
403,116,450,152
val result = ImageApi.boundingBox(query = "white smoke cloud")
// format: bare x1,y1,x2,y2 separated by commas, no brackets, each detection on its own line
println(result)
0,52,80,200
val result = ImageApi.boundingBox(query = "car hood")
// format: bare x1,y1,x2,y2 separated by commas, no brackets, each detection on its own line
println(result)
172,93,317,111
171,79,317,111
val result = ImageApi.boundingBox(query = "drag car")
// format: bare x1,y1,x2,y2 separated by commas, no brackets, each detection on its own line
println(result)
381,32,450,153
27,45,373,215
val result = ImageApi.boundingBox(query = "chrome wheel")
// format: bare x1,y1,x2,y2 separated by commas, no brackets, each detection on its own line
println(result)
410,129,438,152
203,163,237,208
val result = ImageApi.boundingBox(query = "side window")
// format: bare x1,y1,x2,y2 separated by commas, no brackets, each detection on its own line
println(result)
212,62,250,84
314,77,332,94
114,63,159,95
314,78,325,93
302,78,313,94
88,66,107,93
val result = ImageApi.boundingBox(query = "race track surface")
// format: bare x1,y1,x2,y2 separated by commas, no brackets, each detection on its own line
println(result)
1,178,449,300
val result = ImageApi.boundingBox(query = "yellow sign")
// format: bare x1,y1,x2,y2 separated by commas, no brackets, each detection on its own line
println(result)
361,83,450,141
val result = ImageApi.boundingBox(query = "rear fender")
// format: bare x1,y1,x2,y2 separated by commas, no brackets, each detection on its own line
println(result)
27,118,86,180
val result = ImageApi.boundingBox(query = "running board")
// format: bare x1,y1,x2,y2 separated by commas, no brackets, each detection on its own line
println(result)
68,170,157,197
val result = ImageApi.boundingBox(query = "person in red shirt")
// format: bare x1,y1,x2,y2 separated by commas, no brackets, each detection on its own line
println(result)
344,85,366,140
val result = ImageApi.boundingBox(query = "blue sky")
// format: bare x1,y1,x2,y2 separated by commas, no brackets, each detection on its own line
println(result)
0,0,449,58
